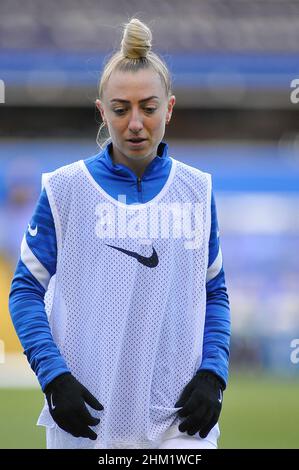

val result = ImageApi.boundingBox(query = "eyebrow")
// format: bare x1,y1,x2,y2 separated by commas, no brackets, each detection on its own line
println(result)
110,96,160,104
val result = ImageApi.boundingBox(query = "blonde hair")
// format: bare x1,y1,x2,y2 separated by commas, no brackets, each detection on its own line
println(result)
96,18,172,148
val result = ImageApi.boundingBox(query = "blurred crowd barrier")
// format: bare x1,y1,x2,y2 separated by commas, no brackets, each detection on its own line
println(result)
1,0,299,52
1,0,299,108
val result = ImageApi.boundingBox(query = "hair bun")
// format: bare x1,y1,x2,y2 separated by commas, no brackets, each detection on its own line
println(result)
121,18,152,59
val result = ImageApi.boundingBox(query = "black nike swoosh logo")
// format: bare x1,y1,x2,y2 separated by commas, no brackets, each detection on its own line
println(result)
106,244,159,268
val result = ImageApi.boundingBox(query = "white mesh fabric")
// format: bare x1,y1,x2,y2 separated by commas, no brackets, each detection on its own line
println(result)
38,157,212,449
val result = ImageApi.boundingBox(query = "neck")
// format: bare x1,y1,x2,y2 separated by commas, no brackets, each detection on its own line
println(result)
111,145,158,179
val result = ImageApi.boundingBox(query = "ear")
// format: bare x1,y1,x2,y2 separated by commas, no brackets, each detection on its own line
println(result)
166,95,176,124
95,99,106,123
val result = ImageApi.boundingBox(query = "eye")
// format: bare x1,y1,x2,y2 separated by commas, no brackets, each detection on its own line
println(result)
144,107,156,114
113,108,126,115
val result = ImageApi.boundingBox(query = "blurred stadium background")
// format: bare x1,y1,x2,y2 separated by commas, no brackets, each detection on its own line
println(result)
1,0,299,448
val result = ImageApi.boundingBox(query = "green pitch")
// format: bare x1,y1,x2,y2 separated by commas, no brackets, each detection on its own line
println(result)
0,374,298,449
219,373,299,449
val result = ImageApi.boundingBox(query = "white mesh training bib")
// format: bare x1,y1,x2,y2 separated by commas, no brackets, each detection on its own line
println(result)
37,156,212,449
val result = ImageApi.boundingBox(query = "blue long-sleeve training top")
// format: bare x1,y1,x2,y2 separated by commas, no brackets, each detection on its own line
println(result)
9,141,230,391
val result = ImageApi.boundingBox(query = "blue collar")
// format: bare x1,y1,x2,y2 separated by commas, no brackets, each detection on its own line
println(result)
102,141,170,179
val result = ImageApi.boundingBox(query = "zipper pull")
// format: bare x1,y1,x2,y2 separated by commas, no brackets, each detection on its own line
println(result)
137,177,142,192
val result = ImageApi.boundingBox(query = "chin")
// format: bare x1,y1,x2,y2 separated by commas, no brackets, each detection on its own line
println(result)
126,152,150,161
125,146,153,161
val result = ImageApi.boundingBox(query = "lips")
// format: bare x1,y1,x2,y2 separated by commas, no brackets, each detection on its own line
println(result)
127,138,147,143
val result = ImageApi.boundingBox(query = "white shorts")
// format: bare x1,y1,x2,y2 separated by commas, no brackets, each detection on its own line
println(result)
157,422,219,449
46,422,219,449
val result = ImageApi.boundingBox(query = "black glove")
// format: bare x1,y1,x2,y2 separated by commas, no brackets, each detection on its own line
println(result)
175,370,224,438
44,372,104,440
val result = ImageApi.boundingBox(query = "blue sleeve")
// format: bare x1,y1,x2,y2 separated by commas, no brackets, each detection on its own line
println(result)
197,191,231,389
8,188,70,391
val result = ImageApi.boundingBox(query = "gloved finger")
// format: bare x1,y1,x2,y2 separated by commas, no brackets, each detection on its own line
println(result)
56,415,83,437
178,415,195,433
64,415,98,440
186,428,198,436
82,388,104,411
80,412,101,427
178,403,206,432
69,423,98,440
186,408,211,436
77,403,102,426
175,379,196,408
199,414,218,439
78,426,98,440
89,416,101,427
86,428,98,440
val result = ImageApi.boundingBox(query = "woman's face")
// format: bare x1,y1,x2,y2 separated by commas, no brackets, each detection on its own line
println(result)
96,68,175,163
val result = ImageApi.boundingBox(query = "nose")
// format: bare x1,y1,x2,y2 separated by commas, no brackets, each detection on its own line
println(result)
128,108,143,133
